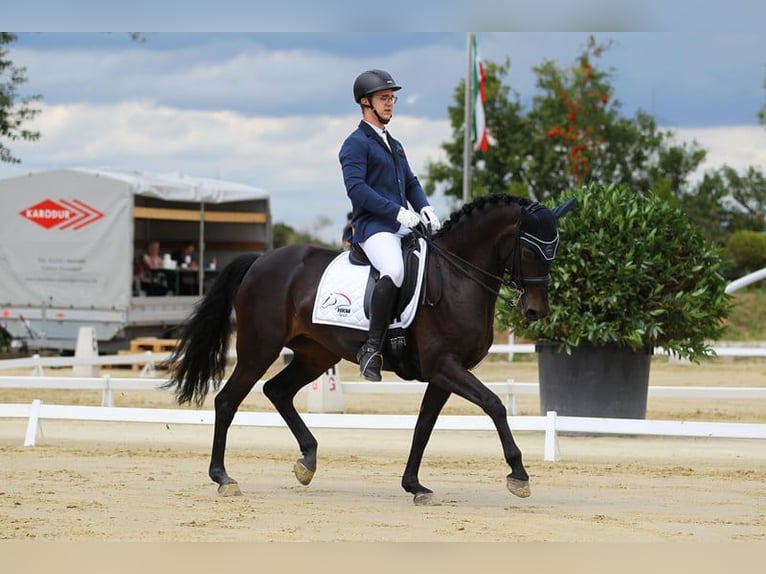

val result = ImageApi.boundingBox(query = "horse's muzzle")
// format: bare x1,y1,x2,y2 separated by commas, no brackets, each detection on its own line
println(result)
524,305,549,322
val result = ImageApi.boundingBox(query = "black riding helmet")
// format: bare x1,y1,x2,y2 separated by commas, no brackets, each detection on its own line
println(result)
353,69,402,103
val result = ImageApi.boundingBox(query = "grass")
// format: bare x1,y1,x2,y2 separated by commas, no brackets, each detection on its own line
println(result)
721,286,766,341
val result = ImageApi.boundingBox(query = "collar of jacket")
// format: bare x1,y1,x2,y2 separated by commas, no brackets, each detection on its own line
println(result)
358,120,393,153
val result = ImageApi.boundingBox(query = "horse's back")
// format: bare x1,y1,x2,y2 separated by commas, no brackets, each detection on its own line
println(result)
238,243,339,303
246,243,338,276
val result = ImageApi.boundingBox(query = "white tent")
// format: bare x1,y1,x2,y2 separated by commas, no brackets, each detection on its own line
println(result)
0,168,270,348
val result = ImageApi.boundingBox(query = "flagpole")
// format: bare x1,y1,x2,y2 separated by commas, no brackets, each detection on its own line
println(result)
462,32,473,205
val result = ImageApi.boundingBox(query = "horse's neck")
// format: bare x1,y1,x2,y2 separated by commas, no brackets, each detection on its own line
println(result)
438,208,520,274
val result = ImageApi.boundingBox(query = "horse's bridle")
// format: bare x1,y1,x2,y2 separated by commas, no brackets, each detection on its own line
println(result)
499,232,552,305
413,223,552,307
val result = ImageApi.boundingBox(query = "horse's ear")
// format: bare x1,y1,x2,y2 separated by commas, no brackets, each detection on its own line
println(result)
551,198,577,220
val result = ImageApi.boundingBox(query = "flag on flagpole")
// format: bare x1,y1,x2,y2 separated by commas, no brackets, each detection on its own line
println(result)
472,35,490,152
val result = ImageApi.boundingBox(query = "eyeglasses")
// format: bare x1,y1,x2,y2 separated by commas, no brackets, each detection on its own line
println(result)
375,94,398,104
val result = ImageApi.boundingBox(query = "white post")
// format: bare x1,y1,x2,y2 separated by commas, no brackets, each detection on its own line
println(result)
462,32,474,204
506,378,517,416
306,364,345,413
24,399,42,446
31,353,44,376
544,410,560,462
73,326,99,377
140,351,156,377
101,374,114,407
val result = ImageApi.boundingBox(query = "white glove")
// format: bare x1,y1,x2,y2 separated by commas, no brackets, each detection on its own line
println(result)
396,207,421,229
420,206,442,232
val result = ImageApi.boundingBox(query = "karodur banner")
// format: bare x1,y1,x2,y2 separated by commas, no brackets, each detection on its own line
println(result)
0,170,132,310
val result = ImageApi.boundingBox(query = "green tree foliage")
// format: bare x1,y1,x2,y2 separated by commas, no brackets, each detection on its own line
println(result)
680,166,766,245
0,33,41,163
272,222,337,250
424,35,706,205
727,230,766,274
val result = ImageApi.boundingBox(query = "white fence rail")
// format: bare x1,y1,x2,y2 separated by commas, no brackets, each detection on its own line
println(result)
2,375,765,414
2,340,765,462
3,343,766,378
2,400,764,462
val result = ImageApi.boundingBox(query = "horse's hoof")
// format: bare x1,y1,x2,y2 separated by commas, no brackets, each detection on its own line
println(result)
506,477,531,498
413,492,433,506
217,482,242,497
293,460,315,486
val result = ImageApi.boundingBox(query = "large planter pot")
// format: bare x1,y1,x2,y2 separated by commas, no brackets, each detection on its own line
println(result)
536,342,652,419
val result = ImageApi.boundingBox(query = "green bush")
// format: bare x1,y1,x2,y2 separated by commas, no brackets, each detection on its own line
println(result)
497,183,731,361
727,230,766,273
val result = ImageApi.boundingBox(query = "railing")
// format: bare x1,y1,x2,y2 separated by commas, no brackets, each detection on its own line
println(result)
2,342,765,378
3,400,764,462
2,339,765,462
2,375,764,413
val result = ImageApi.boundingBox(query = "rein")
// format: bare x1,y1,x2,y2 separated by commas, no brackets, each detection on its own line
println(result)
412,226,548,307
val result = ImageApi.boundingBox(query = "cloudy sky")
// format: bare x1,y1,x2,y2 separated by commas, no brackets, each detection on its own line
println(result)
2,31,766,243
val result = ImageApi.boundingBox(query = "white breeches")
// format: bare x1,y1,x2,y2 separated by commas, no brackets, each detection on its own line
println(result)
360,228,410,288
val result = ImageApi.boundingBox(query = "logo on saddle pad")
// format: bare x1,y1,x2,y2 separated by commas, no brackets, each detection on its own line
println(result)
311,239,428,331
320,292,352,315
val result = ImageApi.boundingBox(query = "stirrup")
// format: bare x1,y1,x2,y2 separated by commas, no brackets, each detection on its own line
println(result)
357,345,382,382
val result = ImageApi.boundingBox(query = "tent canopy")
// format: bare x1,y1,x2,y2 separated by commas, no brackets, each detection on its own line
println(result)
72,167,269,204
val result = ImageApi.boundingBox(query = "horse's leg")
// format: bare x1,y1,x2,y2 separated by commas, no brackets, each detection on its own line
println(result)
430,360,531,498
262,346,338,486
401,383,451,506
210,350,280,496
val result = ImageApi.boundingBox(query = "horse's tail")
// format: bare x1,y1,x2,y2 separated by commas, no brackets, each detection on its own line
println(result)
163,253,260,406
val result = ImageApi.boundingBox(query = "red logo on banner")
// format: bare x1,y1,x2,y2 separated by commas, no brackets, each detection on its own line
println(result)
20,198,104,230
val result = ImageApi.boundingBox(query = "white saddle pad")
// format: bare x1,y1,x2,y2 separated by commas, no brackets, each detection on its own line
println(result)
312,239,427,331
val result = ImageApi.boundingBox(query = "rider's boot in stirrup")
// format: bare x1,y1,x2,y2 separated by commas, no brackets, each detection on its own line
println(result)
357,275,398,382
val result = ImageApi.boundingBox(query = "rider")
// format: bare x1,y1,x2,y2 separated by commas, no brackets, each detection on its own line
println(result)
339,69,442,381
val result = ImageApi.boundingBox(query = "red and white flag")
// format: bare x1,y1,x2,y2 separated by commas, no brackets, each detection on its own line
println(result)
472,35,490,152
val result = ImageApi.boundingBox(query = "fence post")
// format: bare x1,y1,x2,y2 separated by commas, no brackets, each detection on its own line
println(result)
544,410,560,462
101,374,114,407
31,353,44,376
505,378,517,416
73,326,100,377
24,399,43,447
140,351,156,377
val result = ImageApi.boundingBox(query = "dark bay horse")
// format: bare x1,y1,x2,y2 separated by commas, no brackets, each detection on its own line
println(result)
165,193,573,505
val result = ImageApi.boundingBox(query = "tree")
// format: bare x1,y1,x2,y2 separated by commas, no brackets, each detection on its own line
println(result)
0,33,41,164
424,35,707,205
423,57,530,202
680,165,766,245
272,222,337,249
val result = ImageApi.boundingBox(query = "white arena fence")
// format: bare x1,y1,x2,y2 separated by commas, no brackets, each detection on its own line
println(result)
1,374,765,462
2,341,765,462
2,342,766,378
1,399,765,463
2,375,766,414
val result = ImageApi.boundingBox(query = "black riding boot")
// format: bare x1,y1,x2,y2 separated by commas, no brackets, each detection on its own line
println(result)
357,275,398,382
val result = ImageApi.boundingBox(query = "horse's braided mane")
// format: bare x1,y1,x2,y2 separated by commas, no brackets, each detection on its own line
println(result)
437,193,534,237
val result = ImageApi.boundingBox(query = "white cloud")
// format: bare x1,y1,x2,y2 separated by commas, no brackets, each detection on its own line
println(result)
670,125,766,178
14,39,464,119
1,101,451,243
4,99,763,245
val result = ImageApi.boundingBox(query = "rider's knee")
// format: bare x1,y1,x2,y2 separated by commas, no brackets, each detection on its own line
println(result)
383,269,404,288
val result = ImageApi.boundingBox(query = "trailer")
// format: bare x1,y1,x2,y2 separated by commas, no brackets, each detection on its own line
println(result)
0,168,271,352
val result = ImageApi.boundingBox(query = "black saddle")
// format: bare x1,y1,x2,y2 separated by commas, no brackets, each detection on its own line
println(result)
348,233,424,322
